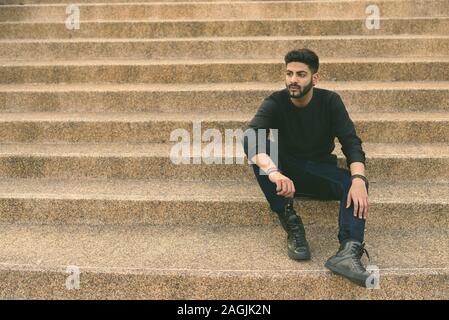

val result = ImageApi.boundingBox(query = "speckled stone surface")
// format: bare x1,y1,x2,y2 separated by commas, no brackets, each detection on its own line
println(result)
0,178,448,228
1,0,448,22
1,36,449,61
0,223,447,299
1,81,448,113
2,18,448,40
0,0,448,301
0,111,448,143
1,142,449,181
1,58,449,84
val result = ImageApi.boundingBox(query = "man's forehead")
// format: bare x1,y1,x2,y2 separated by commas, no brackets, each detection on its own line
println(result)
285,62,310,72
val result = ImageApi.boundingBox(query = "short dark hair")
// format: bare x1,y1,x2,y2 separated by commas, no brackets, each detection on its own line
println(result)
284,48,319,74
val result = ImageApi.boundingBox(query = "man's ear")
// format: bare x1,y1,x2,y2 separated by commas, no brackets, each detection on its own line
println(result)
312,73,320,86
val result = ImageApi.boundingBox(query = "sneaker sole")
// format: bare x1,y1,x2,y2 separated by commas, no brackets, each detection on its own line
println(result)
324,261,367,287
288,250,311,261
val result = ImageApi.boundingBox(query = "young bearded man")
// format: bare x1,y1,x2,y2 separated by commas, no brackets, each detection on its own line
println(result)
243,48,371,287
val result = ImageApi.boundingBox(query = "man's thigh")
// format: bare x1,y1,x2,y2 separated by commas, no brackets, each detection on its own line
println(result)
286,160,347,201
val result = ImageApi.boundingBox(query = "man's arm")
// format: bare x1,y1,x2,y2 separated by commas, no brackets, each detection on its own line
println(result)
330,93,369,219
330,93,366,170
242,97,295,198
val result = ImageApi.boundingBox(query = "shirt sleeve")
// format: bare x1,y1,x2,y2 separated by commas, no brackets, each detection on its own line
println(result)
330,93,366,168
242,97,278,158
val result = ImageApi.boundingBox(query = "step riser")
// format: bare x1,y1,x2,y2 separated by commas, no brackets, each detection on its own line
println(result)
1,62,448,84
0,196,447,228
1,1,447,22
2,38,449,60
1,156,448,182
1,89,448,113
0,270,447,299
0,120,448,143
2,19,448,39
3,0,227,3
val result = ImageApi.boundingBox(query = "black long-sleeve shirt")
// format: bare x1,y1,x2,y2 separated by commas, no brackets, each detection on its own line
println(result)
244,87,365,168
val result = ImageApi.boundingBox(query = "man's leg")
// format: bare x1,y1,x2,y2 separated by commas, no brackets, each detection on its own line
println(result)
296,160,368,243
295,160,371,287
243,137,310,260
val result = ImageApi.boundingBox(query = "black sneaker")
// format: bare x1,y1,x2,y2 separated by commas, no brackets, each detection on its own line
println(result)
277,199,311,261
324,240,371,287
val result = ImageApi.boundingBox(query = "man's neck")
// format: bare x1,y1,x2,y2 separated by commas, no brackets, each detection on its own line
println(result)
290,87,314,108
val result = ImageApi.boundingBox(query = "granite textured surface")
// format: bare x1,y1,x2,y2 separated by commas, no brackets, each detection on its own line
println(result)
0,0,448,299
2,18,448,40
2,58,449,84
1,0,448,22
1,81,448,113
0,223,448,299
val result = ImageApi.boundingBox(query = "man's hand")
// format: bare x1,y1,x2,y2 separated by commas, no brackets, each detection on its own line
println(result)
346,179,369,219
268,172,295,198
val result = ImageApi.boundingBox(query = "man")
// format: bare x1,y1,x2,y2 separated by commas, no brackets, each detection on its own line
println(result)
242,48,371,287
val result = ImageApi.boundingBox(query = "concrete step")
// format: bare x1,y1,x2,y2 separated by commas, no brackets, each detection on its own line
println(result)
1,141,448,181
1,0,447,22
0,223,447,299
2,36,449,60
0,111,448,143
1,82,448,113
2,17,448,39
1,58,448,83
2,0,253,3
0,177,448,227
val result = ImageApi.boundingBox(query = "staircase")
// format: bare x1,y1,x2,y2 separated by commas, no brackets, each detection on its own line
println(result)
0,0,448,299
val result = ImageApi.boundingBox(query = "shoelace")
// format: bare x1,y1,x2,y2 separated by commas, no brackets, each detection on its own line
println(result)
291,228,307,247
284,200,307,246
287,217,307,247
350,243,370,272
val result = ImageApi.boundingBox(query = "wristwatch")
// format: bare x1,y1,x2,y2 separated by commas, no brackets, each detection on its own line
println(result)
351,174,369,188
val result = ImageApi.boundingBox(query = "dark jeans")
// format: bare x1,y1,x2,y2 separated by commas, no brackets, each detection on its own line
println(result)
246,140,368,244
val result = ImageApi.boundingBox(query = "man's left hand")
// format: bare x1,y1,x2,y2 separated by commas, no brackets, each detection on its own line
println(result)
346,179,369,219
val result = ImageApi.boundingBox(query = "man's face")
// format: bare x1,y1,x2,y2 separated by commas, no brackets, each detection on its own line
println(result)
285,62,315,99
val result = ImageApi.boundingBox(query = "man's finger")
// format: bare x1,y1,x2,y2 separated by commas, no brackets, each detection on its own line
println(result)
286,181,292,196
364,198,369,219
358,199,364,219
280,180,288,196
346,192,351,208
353,198,359,217
275,180,282,192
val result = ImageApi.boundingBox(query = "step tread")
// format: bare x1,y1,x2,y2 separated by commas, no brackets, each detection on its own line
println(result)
1,81,448,92
1,141,449,158
1,111,449,122
2,57,449,66
0,176,448,203
2,34,449,43
0,223,447,275
2,16,448,24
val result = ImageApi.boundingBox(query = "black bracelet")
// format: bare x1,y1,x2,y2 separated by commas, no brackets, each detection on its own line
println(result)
351,174,369,188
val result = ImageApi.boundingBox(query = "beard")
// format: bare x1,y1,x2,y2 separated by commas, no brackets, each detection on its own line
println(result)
286,80,314,99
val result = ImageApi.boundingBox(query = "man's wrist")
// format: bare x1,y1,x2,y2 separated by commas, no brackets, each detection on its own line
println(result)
265,167,281,176
351,174,369,187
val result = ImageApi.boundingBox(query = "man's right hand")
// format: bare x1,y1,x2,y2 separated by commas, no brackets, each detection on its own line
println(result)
268,172,296,198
